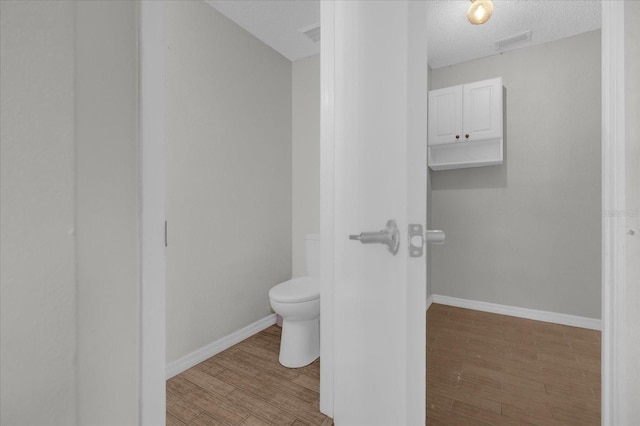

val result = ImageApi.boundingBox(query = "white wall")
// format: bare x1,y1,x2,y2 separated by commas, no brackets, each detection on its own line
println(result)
624,0,640,420
166,0,292,364
292,54,321,276
1,2,77,424
75,1,140,424
1,1,140,425
429,31,602,319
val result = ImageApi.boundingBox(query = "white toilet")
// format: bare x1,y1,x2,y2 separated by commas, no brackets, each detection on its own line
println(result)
269,234,320,368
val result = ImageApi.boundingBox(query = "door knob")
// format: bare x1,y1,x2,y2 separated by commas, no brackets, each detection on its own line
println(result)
349,220,400,255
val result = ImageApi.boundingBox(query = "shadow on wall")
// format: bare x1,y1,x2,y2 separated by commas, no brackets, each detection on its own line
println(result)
431,87,508,191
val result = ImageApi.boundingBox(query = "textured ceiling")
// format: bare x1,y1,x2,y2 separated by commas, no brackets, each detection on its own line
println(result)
205,0,601,68
427,1,601,68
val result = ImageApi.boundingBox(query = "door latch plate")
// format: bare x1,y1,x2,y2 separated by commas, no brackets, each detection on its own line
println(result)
409,224,424,258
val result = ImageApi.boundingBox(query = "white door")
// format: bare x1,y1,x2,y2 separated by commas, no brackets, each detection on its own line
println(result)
463,77,503,141
428,85,463,145
320,1,428,425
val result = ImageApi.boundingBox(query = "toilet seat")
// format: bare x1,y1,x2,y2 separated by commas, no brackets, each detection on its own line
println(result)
269,276,319,303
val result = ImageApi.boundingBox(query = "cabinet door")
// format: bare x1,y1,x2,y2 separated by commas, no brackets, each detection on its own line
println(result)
463,77,502,141
428,85,462,145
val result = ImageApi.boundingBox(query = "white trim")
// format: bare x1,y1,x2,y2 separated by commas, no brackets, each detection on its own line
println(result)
426,294,434,311
601,1,627,424
166,315,277,379
429,295,601,331
139,2,166,425
319,0,335,418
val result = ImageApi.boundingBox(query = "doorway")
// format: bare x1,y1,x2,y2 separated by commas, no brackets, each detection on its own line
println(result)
138,2,628,424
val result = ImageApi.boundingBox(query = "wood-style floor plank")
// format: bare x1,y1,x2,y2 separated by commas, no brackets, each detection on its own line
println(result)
168,304,600,425
427,303,601,425
167,325,332,426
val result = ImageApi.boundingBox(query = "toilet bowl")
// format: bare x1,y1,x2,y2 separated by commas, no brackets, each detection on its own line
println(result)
269,234,320,368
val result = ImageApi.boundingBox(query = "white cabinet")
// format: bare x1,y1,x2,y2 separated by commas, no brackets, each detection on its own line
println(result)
428,77,503,170
428,85,463,145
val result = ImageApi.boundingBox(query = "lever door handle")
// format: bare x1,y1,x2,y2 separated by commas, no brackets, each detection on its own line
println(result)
426,230,446,244
349,231,389,243
349,220,400,255
409,224,446,257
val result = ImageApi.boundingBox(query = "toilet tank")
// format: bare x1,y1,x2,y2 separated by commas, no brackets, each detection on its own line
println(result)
304,234,320,277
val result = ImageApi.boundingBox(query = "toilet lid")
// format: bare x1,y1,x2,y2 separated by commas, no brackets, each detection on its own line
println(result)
269,276,320,303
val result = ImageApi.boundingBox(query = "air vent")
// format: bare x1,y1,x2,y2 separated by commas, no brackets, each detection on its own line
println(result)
299,23,321,43
495,30,532,51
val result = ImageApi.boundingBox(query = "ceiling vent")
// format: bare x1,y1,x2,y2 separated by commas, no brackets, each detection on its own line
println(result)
299,23,321,43
495,30,532,51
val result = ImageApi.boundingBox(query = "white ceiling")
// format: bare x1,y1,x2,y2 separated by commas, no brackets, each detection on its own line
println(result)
205,0,601,69
205,0,321,62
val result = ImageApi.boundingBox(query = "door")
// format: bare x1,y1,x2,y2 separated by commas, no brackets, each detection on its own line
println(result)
428,85,463,145
463,77,503,141
320,2,428,425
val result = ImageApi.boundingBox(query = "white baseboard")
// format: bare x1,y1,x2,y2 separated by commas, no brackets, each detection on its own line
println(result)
426,294,434,311
428,294,601,331
166,314,277,379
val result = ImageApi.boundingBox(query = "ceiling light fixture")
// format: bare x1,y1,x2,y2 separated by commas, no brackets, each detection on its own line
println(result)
467,0,494,25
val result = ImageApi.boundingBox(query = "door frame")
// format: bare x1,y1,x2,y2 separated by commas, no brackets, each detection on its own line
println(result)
318,0,335,417
138,1,628,423
600,2,627,424
139,1,166,425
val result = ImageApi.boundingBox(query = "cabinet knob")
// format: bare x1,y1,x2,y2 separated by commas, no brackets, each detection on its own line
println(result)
465,134,470,139
455,135,460,139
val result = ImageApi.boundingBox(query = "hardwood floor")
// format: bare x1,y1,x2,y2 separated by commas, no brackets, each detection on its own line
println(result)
427,303,601,425
166,325,333,426
168,304,600,425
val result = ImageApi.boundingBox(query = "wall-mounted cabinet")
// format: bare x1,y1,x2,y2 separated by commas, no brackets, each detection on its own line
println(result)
428,77,503,170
